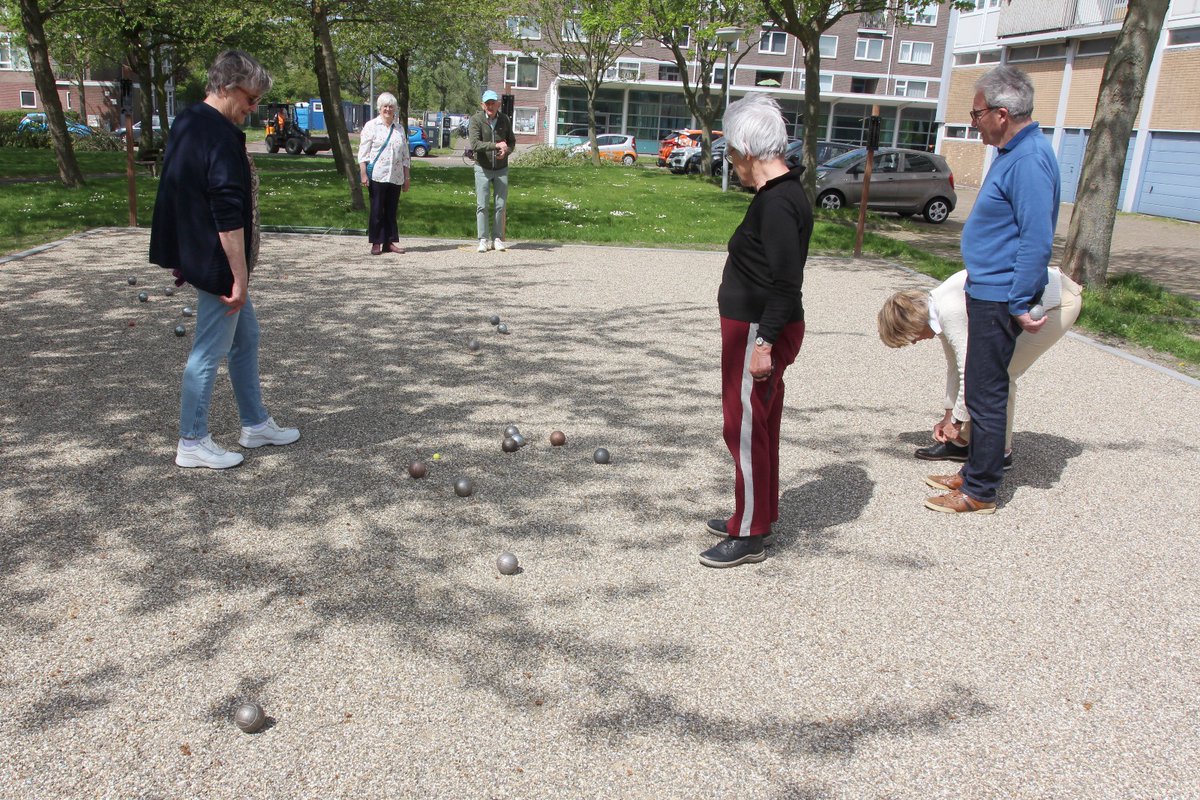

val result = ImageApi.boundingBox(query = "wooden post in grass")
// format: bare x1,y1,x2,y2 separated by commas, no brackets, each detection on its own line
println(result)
853,104,881,258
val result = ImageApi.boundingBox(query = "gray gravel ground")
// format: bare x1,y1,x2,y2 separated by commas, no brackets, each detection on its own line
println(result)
2,229,1198,799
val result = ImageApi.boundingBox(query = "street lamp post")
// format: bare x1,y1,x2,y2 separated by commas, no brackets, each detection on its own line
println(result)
715,27,742,192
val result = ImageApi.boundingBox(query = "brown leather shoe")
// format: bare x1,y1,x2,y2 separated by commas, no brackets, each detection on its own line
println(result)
370,243,382,255
926,472,963,491
387,242,405,254
924,490,996,515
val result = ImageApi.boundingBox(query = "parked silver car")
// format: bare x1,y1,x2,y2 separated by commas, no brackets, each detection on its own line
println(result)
815,147,957,224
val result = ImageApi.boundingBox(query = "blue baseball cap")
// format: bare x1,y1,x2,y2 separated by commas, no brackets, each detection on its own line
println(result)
481,90,499,102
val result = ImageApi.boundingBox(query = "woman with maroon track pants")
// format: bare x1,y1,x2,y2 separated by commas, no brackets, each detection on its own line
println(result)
700,93,812,569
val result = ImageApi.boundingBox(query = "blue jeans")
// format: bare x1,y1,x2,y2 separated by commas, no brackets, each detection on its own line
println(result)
962,296,1021,504
474,165,508,240
179,289,268,439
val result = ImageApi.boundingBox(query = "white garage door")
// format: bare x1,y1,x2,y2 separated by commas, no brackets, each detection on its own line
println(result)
1136,133,1200,222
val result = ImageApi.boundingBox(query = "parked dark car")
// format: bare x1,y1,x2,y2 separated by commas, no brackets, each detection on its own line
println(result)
113,120,169,146
814,147,957,223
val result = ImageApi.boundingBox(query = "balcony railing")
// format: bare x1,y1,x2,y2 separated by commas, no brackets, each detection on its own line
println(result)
998,0,1128,37
859,11,889,32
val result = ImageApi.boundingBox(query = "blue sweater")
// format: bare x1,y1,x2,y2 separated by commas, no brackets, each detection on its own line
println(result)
961,122,1060,315
149,102,252,297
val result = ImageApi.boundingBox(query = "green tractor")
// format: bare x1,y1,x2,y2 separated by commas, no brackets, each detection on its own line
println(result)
263,103,331,155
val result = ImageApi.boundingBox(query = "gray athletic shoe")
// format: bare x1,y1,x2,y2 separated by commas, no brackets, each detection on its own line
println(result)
175,435,244,469
238,417,300,449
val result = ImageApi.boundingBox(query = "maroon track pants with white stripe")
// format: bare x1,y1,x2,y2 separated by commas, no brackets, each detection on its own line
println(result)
719,317,806,537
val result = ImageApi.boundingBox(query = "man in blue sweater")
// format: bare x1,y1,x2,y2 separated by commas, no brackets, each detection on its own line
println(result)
925,65,1059,514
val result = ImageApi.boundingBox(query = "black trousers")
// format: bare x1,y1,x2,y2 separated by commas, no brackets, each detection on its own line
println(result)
962,296,1021,503
368,180,400,244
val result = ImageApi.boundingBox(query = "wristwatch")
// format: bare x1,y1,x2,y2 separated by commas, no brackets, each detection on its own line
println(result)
754,336,771,347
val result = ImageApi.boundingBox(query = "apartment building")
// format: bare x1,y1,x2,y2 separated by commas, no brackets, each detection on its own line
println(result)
939,0,1200,221
1,30,126,129
488,8,952,155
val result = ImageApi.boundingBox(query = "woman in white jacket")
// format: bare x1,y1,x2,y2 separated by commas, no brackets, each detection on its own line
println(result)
357,92,411,255
878,268,1082,469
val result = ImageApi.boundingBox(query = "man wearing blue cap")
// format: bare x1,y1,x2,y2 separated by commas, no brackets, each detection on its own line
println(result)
468,89,516,252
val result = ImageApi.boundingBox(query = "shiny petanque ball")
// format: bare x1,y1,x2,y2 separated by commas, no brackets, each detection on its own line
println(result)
408,460,427,479
504,425,520,438
454,477,473,497
468,338,481,352
511,432,526,448
593,447,611,464
496,552,519,575
182,306,194,317
234,701,266,733
497,323,510,335
164,286,175,297
489,314,500,326
502,436,520,453
550,430,566,447
127,276,137,285
1029,304,1045,321
137,291,148,302
174,325,186,337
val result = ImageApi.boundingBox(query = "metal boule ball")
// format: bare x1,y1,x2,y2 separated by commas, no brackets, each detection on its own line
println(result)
502,436,519,453
504,425,520,438
489,314,500,326
164,286,175,297
408,460,427,479
593,447,611,464
497,552,519,575
510,432,526,448
497,323,509,334
550,430,566,446
182,307,194,316
454,477,474,497
1029,303,1045,321
137,291,148,302
234,701,266,733
468,338,481,352
127,276,137,285
174,325,186,337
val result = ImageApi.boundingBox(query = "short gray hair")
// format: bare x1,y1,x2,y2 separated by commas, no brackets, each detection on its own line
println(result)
975,65,1034,119
206,50,272,98
376,92,398,111
722,93,788,161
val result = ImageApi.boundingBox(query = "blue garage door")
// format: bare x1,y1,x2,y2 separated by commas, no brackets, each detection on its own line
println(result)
1136,133,1200,222
1057,129,1135,205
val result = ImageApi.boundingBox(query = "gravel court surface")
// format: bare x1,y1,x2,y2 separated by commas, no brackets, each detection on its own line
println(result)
1,228,1198,799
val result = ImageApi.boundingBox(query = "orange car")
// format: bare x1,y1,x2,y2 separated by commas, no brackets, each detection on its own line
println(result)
570,133,639,165
657,129,721,166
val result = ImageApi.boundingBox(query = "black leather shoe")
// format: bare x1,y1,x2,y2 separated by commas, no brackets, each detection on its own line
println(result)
915,440,968,462
706,518,777,546
699,536,766,568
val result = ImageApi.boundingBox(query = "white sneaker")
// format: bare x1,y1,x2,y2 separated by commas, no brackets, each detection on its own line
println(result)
493,238,508,252
238,417,301,449
477,238,490,253
176,435,244,469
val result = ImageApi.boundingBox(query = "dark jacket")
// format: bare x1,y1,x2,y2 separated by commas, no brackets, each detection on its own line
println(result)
468,110,516,171
717,166,812,343
149,102,252,297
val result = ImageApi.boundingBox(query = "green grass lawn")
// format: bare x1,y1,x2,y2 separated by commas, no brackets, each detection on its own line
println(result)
3,148,1196,370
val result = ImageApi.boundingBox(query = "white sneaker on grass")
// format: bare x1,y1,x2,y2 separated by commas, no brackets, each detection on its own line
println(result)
238,417,300,449
477,238,490,253
493,238,508,252
176,435,244,469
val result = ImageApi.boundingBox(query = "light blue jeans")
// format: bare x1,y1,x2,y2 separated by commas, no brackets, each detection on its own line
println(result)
179,288,268,439
474,165,508,240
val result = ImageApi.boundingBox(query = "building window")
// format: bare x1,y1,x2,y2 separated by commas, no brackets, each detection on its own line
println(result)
505,56,540,89
1168,26,1200,47
966,0,1002,10
899,40,934,64
851,77,879,94
20,90,36,108
65,91,72,109
755,70,785,87
855,37,884,61
799,74,835,92
905,3,938,25
1,33,31,70
506,17,541,40
714,64,727,85
1008,43,1066,61
659,63,681,82
513,107,538,134
562,18,584,42
1077,37,1116,55
663,26,691,48
894,79,928,98
944,125,981,141
759,26,787,54
604,61,641,81
820,35,837,58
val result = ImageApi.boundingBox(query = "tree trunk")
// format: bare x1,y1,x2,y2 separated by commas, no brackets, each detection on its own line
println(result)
18,0,85,188
1061,0,1170,288
312,4,364,211
799,31,822,202
395,52,410,134
586,81,601,166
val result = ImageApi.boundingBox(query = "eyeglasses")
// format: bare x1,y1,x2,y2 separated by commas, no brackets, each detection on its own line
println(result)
969,106,1001,122
239,87,263,106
